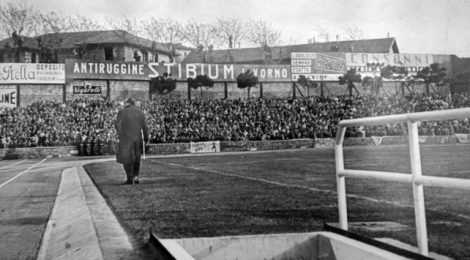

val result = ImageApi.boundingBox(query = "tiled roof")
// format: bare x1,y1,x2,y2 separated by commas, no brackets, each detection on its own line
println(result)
0,36,38,50
0,30,179,54
182,38,399,64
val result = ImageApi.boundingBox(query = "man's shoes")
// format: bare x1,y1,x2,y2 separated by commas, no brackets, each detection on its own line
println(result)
133,177,140,184
123,179,133,185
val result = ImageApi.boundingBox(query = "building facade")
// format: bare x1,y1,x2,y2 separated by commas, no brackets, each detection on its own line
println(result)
0,30,194,64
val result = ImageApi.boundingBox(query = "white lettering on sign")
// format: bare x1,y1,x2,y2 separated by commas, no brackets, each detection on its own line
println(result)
346,53,434,66
292,74,342,81
72,62,145,75
224,65,234,79
190,141,220,153
291,53,317,59
0,63,65,84
252,68,289,79
186,64,197,78
292,67,311,73
292,60,312,66
316,54,346,73
0,86,16,108
68,60,292,82
148,63,159,77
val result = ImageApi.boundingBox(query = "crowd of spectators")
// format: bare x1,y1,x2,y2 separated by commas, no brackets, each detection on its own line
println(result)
2,93,470,151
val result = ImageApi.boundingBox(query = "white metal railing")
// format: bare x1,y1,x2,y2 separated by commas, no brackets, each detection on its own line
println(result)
335,107,470,256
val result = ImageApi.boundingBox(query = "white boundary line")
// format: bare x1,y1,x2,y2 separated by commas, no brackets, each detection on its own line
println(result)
0,159,47,189
0,159,27,171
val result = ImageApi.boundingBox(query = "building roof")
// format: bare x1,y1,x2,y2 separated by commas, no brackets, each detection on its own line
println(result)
168,43,195,51
182,38,399,64
0,36,38,50
0,30,175,54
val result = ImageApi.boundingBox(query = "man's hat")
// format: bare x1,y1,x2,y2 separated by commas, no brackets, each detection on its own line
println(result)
124,97,135,105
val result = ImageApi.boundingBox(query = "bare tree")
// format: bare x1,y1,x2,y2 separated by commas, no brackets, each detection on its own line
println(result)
214,18,245,49
65,14,103,32
106,15,143,36
37,12,66,34
179,20,216,49
343,25,364,40
0,2,37,38
141,17,183,62
316,25,330,42
246,19,281,47
106,15,150,61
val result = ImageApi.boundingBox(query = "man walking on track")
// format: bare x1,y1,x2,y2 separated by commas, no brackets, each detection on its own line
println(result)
115,98,149,184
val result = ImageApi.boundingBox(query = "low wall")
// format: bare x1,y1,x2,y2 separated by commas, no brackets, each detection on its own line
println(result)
0,146,77,159
314,134,468,148
1,135,469,159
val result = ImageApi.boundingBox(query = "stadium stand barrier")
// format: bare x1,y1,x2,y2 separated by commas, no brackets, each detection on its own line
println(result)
335,107,470,257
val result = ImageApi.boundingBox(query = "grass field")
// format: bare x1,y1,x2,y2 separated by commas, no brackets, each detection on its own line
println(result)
84,144,470,259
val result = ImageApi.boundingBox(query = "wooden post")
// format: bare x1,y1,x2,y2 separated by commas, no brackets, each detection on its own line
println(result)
292,82,296,98
148,80,152,101
16,84,20,107
106,79,111,101
260,82,263,98
224,81,228,99
62,84,66,103
187,81,191,100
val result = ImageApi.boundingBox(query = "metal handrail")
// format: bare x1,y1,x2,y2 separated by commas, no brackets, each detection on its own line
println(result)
335,107,470,257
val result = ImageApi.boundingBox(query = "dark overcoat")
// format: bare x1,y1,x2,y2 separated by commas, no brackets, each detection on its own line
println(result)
114,105,149,164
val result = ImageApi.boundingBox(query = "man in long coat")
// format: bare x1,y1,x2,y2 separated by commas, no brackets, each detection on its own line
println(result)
115,98,149,184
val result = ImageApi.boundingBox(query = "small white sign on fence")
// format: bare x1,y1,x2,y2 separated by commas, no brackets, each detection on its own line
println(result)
190,141,220,153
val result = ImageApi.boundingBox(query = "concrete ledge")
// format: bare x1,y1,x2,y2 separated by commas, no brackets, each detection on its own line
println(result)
37,167,103,260
77,166,135,259
37,166,136,260
155,232,417,260
0,146,76,159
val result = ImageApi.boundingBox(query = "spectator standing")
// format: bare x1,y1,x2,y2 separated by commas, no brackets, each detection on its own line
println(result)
114,98,149,185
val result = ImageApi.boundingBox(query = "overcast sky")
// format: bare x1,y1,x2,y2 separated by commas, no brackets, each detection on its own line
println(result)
8,0,470,57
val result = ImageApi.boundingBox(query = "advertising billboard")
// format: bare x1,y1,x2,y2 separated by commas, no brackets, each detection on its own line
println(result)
65,60,292,82
290,53,347,81
0,86,17,108
0,63,65,84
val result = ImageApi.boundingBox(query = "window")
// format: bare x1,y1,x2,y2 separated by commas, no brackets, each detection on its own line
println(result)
104,46,113,60
133,51,141,62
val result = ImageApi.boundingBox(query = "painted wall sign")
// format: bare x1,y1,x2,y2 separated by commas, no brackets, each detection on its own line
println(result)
190,141,220,153
66,60,291,82
64,54,445,83
0,86,17,108
73,84,102,94
290,52,347,80
345,53,437,78
345,53,434,67
0,63,65,84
